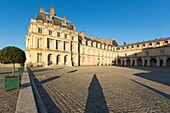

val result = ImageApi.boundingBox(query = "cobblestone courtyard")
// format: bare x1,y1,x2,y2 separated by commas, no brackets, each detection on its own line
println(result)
29,66,170,113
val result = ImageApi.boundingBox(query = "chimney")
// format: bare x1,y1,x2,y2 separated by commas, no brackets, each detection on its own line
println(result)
88,35,93,40
73,25,76,32
63,16,66,20
50,7,55,16
99,38,104,43
105,40,108,44
110,38,113,45
96,37,99,41
40,7,44,12
79,31,84,39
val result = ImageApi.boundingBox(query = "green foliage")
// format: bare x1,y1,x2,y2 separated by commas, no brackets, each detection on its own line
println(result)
0,46,26,65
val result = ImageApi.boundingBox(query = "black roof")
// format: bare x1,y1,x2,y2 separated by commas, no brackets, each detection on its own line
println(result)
118,37,170,47
35,12,74,30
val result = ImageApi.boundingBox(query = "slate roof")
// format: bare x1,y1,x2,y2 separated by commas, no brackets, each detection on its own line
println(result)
118,37,170,47
35,12,74,30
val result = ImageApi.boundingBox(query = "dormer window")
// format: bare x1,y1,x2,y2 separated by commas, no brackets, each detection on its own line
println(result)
143,44,145,46
117,47,120,50
137,45,139,47
156,42,160,45
62,20,66,25
149,43,152,46
86,41,88,46
132,46,134,48
165,40,168,43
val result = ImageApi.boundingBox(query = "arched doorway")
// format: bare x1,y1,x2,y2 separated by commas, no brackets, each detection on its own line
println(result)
56,55,60,65
118,59,121,65
126,59,131,66
167,58,170,66
64,55,68,65
144,60,147,66
150,58,157,66
48,54,52,66
137,59,142,66
160,59,163,67
122,60,124,66
132,60,135,66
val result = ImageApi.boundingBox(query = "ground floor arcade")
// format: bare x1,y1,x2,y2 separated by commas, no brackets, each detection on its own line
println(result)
116,56,170,67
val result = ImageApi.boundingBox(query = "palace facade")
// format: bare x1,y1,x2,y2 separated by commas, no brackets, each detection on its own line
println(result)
25,7,170,67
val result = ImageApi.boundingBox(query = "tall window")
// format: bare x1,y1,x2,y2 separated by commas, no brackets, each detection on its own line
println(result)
38,28,42,33
72,36,74,40
37,53,42,62
49,30,52,36
160,50,165,55
37,38,42,48
56,40,58,50
57,32,60,37
47,39,53,49
65,34,67,39
63,41,66,51
47,39,50,49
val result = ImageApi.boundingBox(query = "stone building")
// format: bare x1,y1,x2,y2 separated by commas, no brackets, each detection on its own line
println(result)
115,38,170,67
25,7,170,67
25,7,79,66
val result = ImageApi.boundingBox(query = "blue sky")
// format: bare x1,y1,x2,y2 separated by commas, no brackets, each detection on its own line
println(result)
0,0,170,50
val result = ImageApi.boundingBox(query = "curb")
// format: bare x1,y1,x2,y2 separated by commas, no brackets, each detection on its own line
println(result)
15,69,38,113
27,68,47,113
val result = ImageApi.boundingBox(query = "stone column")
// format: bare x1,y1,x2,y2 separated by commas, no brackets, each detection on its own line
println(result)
134,58,137,66
163,57,167,67
130,58,133,66
142,57,145,66
120,58,123,65
53,40,56,50
147,57,150,66
156,57,160,67
44,38,47,49
60,41,63,51
124,58,127,66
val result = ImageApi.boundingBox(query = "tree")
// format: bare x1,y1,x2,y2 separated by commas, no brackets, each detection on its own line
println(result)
0,46,26,76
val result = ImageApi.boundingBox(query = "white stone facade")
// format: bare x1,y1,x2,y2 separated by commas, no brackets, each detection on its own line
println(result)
25,7,170,67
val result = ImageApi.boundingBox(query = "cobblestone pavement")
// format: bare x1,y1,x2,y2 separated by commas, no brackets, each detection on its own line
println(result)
29,66,170,113
0,67,19,113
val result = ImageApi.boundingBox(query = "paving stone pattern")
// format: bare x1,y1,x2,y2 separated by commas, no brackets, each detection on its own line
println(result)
30,66,170,113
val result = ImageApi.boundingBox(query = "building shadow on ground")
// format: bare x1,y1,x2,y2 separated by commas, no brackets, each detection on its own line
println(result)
67,70,77,73
131,79,170,99
28,68,62,113
118,66,170,86
85,74,109,113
